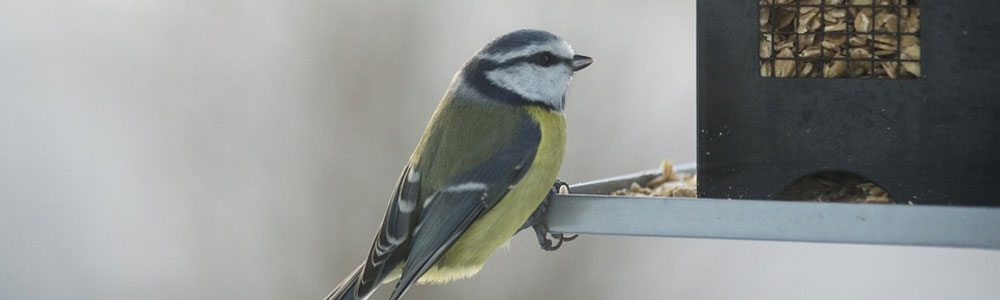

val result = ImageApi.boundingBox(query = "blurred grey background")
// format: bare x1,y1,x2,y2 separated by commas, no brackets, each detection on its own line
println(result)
2,0,999,299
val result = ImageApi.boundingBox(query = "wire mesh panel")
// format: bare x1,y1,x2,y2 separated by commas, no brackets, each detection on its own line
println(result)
759,0,920,78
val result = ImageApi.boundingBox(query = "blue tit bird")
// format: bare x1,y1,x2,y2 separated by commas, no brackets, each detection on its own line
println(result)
325,29,593,300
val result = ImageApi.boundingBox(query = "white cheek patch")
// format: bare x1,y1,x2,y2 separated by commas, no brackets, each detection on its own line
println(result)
486,63,572,108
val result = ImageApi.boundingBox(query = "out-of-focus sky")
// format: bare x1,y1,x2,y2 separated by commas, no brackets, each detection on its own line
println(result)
1,1,998,299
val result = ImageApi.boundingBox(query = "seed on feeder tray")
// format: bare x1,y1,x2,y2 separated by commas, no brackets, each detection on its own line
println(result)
610,160,895,204
777,172,896,203
646,160,679,188
611,160,697,198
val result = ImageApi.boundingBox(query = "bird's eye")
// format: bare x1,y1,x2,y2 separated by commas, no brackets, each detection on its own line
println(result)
534,52,557,66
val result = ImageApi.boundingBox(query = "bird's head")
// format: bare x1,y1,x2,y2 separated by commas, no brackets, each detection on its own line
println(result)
455,29,593,111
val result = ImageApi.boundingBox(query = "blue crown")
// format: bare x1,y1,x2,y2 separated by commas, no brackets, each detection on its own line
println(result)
480,29,559,55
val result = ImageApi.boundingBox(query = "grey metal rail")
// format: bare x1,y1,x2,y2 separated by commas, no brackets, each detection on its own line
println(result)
546,164,1000,250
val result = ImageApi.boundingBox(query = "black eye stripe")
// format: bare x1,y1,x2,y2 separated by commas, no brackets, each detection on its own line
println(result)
493,52,570,68
533,51,557,66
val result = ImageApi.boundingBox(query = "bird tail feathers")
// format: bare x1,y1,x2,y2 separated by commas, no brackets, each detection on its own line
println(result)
325,264,364,300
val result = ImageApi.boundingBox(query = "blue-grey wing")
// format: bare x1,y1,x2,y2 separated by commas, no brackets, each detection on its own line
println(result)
388,118,541,300
351,164,421,299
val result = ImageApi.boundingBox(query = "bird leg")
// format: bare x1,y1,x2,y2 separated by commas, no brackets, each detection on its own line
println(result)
517,180,579,251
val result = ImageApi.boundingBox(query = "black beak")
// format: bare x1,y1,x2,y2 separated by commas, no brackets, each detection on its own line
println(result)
571,54,594,71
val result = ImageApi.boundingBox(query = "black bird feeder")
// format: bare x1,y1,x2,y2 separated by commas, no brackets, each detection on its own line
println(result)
697,0,1000,205
544,0,1000,251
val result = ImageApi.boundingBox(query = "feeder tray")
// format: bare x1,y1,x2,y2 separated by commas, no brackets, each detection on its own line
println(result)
546,164,1000,250
542,0,1000,251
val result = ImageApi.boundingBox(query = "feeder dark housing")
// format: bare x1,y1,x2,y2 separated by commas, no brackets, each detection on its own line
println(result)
697,0,1000,205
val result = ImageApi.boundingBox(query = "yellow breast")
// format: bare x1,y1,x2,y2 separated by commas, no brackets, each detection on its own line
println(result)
416,105,566,284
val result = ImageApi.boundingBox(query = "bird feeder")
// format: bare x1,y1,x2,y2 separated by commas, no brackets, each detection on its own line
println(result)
544,0,1000,250
698,0,1000,205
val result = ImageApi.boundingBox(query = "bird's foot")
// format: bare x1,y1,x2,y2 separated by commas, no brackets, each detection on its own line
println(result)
518,180,579,251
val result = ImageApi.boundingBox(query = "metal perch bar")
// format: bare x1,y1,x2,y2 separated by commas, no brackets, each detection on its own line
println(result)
545,164,1000,250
